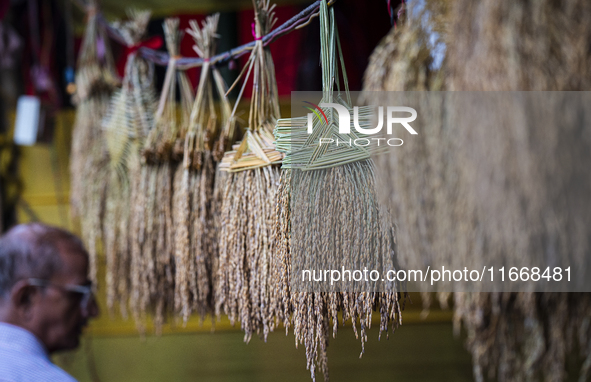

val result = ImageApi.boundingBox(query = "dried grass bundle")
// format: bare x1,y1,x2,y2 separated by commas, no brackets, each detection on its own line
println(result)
364,1,591,380
215,0,284,343
274,2,403,380
446,0,591,92
172,14,232,323
71,2,119,103
128,18,194,331
102,10,157,317
70,0,119,284
363,14,446,315
286,166,402,382
445,1,591,381
362,14,444,92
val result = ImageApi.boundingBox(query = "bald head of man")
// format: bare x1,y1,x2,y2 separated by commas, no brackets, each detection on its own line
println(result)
0,223,99,354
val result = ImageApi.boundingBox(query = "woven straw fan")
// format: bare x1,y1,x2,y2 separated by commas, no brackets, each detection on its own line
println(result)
72,0,119,103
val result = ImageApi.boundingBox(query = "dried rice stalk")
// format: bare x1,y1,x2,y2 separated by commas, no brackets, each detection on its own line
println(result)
362,15,444,92
217,0,281,173
128,17,193,332
363,9,446,313
172,14,228,323
102,9,157,317
70,0,119,285
364,1,591,381
215,0,284,343
286,166,402,382
446,0,591,92
274,2,403,380
445,1,591,381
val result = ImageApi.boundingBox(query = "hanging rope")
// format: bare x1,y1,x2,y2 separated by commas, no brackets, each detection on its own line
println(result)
70,0,337,70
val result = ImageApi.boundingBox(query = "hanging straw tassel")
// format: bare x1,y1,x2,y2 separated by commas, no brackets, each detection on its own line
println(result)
126,17,194,332
215,0,285,343
273,2,403,380
363,1,591,381
444,1,591,381
362,0,446,315
70,0,119,286
172,14,230,324
102,9,157,318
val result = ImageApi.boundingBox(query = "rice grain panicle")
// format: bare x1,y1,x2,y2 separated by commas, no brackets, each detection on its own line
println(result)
363,1,591,381
70,0,119,286
172,13,233,324
127,18,195,332
102,9,157,318
274,2,404,380
215,0,284,344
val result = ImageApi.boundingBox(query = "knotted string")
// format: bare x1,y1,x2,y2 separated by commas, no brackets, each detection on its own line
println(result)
117,35,163,76
251,22,263,41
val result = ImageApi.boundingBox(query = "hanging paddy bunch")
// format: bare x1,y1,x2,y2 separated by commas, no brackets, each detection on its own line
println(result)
173,13,236,323
127,17,194,331
274,2,404,380
363,0,591,381
445,1,591,381
101,10,158,317
69,0,119,285
214,0,285,343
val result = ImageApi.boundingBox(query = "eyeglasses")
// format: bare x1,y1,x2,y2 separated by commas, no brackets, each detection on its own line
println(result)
27,278,95,313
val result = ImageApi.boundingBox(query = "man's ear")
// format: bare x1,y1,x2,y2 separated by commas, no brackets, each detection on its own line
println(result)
10,280,39,320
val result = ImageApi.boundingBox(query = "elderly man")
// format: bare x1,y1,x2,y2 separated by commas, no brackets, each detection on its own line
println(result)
0,223,99,381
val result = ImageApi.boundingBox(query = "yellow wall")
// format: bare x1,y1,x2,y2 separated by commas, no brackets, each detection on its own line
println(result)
15,109,74,231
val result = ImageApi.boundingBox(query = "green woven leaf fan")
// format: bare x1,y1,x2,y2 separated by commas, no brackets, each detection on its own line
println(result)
102,9,157,317
214,0,285,343
273,2,403,380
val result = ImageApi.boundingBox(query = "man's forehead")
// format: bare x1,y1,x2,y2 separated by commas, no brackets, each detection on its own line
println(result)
52,241,89,283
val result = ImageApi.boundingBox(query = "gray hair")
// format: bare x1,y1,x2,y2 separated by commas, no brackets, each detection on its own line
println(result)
0,223,87,297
